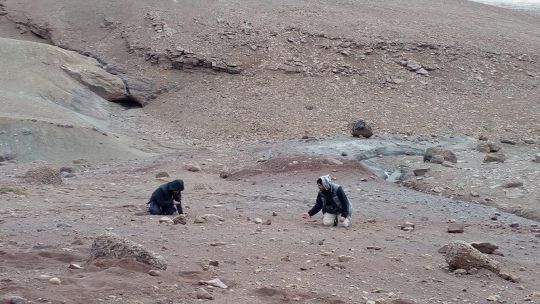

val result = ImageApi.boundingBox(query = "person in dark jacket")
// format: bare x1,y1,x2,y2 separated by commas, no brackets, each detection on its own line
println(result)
147,179,184,215
303,175,351,227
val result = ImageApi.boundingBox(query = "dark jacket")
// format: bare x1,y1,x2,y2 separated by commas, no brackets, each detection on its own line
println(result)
148,180,184,213
308,184,350,217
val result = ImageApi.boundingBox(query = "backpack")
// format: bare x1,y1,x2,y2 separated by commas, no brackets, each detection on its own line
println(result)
321,183,353,217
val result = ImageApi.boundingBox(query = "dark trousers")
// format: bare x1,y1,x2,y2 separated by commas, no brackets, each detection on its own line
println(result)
148,201,180,215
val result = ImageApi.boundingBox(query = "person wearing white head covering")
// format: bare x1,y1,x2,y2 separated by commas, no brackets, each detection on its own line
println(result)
303,175,352,227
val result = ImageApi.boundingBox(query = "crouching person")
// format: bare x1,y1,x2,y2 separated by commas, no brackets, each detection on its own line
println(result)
303,175,352,227
147,179,184,215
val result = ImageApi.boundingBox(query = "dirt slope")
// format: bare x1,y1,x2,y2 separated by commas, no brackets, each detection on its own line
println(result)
2,0,538,143
0,37,158,162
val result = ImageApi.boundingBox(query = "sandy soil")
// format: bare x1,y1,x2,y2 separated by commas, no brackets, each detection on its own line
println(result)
1,154,539,304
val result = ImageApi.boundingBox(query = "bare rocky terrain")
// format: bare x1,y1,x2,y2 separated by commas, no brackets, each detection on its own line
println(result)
0,0,539,303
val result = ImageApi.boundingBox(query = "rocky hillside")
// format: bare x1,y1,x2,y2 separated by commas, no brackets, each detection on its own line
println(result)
1,0,538,144
0,37,158,162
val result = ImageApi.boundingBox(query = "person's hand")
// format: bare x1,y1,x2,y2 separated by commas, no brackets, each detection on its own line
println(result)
302,212,311,219
339,216,346,223
174,201,181,205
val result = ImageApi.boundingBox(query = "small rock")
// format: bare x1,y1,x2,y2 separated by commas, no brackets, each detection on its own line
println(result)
338,255,353,262
478,134,488,141
447,224,465,234
184,164,201,172
453,268,467,275
59,167,75,174
0,152,16,162
196,287,214,300
326,157,344,165
262,219,271,225
205,278,228,289
470,242,498,254
195,214,224,224
272,212,278,216
424,147,457,163
155,172,169,178
351,120,373,138
429,155,445,164
467,267,479,275
69,263,82,269
173,215,187,225
406,62,422,71
499,272,520,282
484,153,506,163
524,138,535,144
476,142,501,153
391,299,416,304
8,296,27,304
366,246,382,250
500,139,516,145
503,181,523,188
509,222,520,228
49,277,61,285
219,170,230,179
159,217,173,224
148,269,161,276
253,218,263,224
416,68,429,76
438,245,449,254
210,242,226,247
492,250,505,256
20,128,32,135
209,260,219,267
486,295,500,302
194,216,206,224
413,168,430,177
441,161,456,168
490,214,498,220
400,222,415,231
533,154,540,163
470,191,480,197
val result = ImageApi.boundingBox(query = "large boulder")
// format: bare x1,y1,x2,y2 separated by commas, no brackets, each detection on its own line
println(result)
62,65,127,101
23,166,62,185
424,147,457,163
351,120,373,138
445,240,500,273
90,233,167,270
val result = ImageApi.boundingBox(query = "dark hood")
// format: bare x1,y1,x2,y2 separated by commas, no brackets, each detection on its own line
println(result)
167,179,184,192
